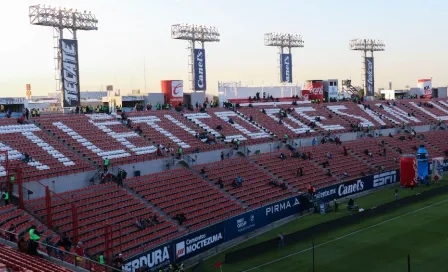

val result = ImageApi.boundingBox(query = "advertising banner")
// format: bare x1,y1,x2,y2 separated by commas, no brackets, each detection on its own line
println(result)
328,86,338,99
60,39,81,107
193,49,206,91
174,222,225,262
316,170,399,202
225,210,257,240
417,79,432,99
123,244,173,272
365,57,374,96
280,53,292,83
431,157,445,181
161,80,184,106
305,80,324,94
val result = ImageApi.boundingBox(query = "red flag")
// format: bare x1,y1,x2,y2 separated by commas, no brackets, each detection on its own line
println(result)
214,261,222,269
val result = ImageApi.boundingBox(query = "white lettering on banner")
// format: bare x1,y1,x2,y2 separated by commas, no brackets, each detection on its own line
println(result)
265,198,300,216
0,124,75,173
373,171,397,187
176,233,223,259
61,40,79,106
358,104,388,126
294,107,344,131
236,214,255,233
264,109,313,134
366,58,374,95
52,121,131,160
316,188,337,199
283,55,291,82
376,104,421,124
338,180,364,197
123,246,170,272
196,50,205,89
127,116,190,149
409,102,448,121
327,105,375,127
214,111,270,141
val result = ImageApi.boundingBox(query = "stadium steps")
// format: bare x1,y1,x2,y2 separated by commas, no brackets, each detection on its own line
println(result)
190,167,249,209
246,156,298,193
121,184,188,231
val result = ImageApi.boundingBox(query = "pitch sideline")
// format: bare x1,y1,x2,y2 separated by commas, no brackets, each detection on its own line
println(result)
242,197,448,272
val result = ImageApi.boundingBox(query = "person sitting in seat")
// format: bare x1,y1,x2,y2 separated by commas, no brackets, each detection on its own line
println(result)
134,125,143,135
17,115,25,124
270,180,279,187
249,115,253,122
228,117,234,124
233,176,243,188
5,108,12,118
280,182,288,190
151,214,159,225
296,167,303,177
327,152,333,159
343,172,349,178
175,213,187,226
327,169,333,177
217,178,224,188
216,124,223,131
279,153,286,160
343,146,348,156
136,218,145,230
156,146,163,156
322,161,330,168
22,153,31,163
200,167,206,175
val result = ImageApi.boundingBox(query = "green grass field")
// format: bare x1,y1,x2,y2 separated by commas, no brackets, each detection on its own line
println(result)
197,183,448,272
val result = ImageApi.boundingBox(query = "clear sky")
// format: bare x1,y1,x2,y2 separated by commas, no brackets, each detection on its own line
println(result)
1,0,447,97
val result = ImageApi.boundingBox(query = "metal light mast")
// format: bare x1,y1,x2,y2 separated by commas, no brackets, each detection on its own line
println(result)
171,24,220,92
264,33,304,84
349,39,385,97
29,5,98,108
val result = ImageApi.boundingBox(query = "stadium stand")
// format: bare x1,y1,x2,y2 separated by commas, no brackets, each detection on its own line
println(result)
0,118,93,182
344,138,399,171
125,168,246,230
0,244,72,272
194,158,295,208
25,183,182,259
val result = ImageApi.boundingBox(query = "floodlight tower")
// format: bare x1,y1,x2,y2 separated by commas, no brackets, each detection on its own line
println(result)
171,24,220,92
349,39,385,97
29,5,98,108
264,33,304,84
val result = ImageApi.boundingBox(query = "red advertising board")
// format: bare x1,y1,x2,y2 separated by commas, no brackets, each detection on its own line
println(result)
161,80,184,106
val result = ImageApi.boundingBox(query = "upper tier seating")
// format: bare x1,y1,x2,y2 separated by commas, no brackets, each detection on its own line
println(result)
37,114,159,166
125,168,246,231
24,183,182,259
183,108,273,145
0,118,92,181
0,244,72,272
124,111,225,153
194,158,295,208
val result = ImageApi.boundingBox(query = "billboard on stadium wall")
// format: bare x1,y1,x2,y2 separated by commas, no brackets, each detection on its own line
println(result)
280,53,292,83
194,49,206,91
316,170,400,202
161,80,184,106
417,79,432,99
60,39,81,107
305,80,324,95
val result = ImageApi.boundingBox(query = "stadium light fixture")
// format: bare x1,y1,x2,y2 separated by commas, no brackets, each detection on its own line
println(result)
264,33,304,49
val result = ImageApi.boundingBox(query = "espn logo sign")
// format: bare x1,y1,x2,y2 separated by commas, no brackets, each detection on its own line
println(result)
373,171,397,188
176,241,185,258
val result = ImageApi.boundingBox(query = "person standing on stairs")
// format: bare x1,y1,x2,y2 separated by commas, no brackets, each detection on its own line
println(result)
3,190,10,206
103,158,109,172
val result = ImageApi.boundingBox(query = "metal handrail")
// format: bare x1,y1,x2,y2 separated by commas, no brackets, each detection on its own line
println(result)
0,228,121,272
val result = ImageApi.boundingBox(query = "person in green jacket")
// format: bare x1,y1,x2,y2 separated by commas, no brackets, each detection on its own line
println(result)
104,158,109,172
29,225,41,241
3,191,9,206
99,253,105,265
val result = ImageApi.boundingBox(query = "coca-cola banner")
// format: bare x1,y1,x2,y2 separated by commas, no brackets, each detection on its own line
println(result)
305,80,324,94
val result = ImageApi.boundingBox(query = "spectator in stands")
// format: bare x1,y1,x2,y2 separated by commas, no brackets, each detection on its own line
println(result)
327,169,332,177
103,158,109,172
75,242,86,266
228,117,234,124
217,178,224,188
175,213,187,225
327,152,333,159
278,119,283,125
136,218,145,230
343,146,348,156
307,151,312,160
5,108,12,118
114,253,124,269
278,233,284,248
177,147,183,159
279,153,286,160
388,133,393,138
25,108,30,120
335,137,341,145
249,115,253,122
17,114,25,124
7,224,16,242
61,232,72,252
343,172,349,178
151,214,159,225
232,176,243,188
156,146,163,157
283,134,289,143
3,190,10,206
383,148,387,156
220,151,224,161
200,167,206,175
312,138,317,146
296,167,303,177
134,125,143,135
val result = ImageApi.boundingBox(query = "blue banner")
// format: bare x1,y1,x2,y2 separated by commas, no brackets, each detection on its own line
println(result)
60,39,81,107
123,243,173,272
317,170,399,203
281,53,292,83
365,57,374,96
194,48,206,90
